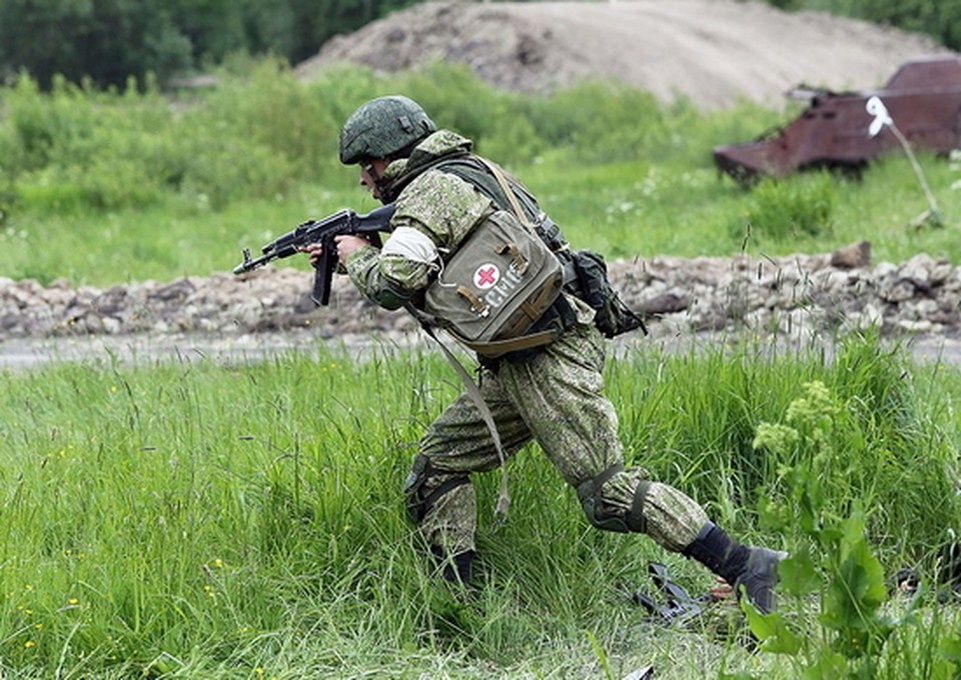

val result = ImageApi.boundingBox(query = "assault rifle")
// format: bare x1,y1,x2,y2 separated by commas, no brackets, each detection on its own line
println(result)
633,562,715,624
233,203,396,305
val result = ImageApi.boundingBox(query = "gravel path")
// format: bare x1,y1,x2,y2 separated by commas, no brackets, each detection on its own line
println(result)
6,244,961,369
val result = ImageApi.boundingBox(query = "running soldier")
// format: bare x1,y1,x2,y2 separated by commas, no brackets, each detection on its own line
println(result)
301,95,784,614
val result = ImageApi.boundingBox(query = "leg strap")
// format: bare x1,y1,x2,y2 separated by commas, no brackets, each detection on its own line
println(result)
576,463,624,503
577,464,649,534
628,479,651,534
404,454,470,523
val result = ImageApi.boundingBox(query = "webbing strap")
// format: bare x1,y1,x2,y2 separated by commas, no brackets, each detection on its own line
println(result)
406,303,512,523
628,480,651,534
453,328,559,355
418,476,471,522
475,157,538,231
578,462,625,501
455,285,487,313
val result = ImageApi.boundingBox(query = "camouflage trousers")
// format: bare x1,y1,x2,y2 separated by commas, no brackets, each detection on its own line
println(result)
406,319,709,556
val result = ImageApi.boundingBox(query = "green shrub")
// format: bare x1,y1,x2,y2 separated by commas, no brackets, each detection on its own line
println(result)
3,74,179,212
176,133,295,210
190,59,344,183
3,74,99,172
528,80,671,164
738,172,838,243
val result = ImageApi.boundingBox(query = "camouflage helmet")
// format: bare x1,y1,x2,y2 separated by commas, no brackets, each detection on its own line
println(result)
339,95,437,165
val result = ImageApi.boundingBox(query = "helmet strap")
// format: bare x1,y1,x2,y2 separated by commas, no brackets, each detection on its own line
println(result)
363,160,396,203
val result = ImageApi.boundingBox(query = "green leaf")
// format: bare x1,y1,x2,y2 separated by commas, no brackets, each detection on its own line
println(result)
778,546,820,597
939,631,961,665
821,509,888,634
744,608,803,655
801,649,848,680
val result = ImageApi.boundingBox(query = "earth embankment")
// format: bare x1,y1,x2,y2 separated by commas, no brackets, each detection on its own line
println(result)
296,0,953,109
5,244,961,368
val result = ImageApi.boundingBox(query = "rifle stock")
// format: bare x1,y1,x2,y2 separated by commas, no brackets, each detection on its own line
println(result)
233,203,396,306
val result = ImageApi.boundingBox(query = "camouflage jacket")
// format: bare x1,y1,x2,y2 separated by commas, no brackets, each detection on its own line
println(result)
344,130,496,310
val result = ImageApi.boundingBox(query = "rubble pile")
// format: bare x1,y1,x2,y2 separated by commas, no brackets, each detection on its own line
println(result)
2,243,959,343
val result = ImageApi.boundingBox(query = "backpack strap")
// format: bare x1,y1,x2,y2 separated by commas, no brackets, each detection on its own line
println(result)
404,303,512,523
474,157,538,230
449,328,559,355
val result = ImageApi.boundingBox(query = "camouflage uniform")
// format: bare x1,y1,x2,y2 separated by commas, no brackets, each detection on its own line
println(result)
345,130,709,557
335,96,783,613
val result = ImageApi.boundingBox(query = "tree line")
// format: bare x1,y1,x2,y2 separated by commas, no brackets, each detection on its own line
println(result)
0,0,414,90
1,0,959,92
768,0,961,53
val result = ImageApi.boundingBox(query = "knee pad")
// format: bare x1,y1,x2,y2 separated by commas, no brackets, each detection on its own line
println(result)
403,454,470,524
577,464,649,534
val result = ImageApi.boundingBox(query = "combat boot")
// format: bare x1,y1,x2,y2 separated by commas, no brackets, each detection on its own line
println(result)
430,546,476,585
733,545,785,614
683,521,785,614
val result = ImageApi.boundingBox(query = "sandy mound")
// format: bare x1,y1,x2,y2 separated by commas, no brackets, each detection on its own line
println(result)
295,0,954,110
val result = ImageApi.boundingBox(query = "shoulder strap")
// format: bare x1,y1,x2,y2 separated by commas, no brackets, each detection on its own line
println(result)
404,303,512,523
473,157,538,230
432,156,542,225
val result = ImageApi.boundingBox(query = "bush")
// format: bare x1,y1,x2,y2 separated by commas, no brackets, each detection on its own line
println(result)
190,59,344,183
738,172,838,243
393,61,546,166
528,80,673,164
1,65,344,214
2,74,176,212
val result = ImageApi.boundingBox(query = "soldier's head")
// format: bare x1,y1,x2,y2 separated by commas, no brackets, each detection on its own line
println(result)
339,95,436,202
339,95,436,166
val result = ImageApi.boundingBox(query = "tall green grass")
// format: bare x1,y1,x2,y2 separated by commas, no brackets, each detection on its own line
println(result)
1,334,960,678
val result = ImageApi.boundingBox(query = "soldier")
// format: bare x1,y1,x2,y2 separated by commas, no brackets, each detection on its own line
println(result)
302,95,784,614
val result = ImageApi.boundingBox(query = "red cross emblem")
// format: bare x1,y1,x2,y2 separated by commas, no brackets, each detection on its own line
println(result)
474,264,499,289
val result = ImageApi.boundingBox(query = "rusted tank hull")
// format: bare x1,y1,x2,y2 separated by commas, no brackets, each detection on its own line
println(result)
714,56,961,183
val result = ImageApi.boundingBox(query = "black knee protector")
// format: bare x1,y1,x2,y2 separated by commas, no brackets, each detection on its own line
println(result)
403,454,470,524
577,464,649,534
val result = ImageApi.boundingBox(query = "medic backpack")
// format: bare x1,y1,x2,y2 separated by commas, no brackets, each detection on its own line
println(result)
426,154,645,346
421,158,565,357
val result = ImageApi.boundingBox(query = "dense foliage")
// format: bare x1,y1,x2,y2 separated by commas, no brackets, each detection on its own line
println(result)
0,0,415,90
1,0,958,91
773,0,961,54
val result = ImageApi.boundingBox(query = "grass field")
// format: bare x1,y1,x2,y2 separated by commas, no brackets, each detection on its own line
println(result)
3,62,961,678
2,334,961,678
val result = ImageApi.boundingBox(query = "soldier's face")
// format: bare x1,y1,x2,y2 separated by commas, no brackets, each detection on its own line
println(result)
360,158,391,200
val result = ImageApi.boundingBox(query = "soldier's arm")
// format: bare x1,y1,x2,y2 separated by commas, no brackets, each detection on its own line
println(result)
345,170,492,310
